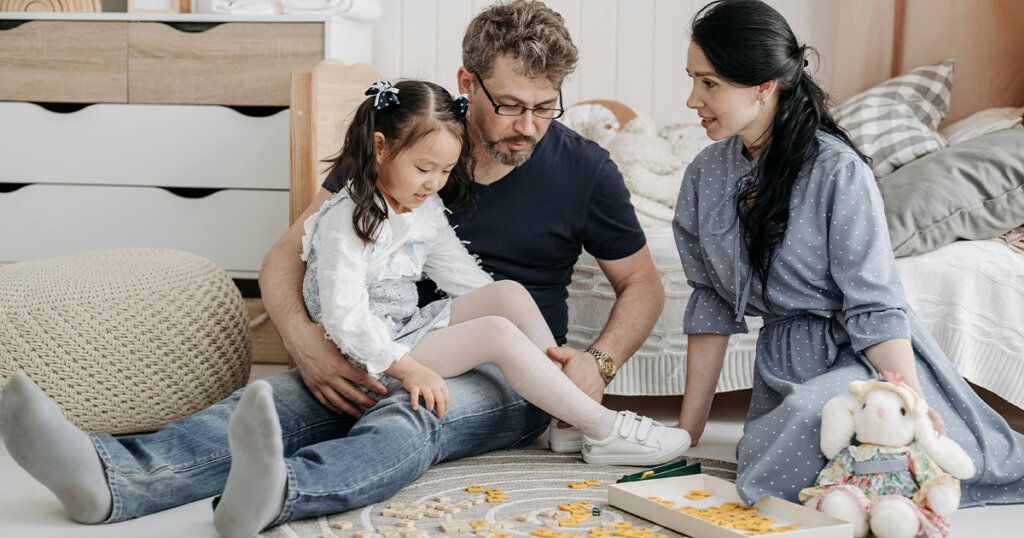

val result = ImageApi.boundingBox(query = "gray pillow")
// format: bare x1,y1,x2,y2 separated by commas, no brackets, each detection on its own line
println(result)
881,129,1024,257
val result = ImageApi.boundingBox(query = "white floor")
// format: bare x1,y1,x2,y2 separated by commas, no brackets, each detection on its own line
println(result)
1,364,1021,536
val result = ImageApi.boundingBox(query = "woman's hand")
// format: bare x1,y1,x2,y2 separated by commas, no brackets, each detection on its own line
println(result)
863,339,946,435
927,406,946,437
678,333,731,447
402,367,450,418
677,413,708,447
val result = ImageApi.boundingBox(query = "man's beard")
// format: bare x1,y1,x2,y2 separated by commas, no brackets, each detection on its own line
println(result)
481,135,537,167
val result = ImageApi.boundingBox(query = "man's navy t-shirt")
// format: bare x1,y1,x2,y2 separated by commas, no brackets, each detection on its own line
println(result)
324,121,645,344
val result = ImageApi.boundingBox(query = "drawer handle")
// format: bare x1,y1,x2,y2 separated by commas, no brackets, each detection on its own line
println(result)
162,22,224,33
0,20,30,31
0,183,29,193
230,106,287,118
35,103,93,114
162,187,223,199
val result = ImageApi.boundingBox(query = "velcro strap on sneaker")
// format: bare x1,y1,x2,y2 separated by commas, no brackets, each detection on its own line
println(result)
618,411,638,438
635,416,653,443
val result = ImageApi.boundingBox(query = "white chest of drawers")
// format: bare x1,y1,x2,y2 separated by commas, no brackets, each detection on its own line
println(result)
0,13,364,279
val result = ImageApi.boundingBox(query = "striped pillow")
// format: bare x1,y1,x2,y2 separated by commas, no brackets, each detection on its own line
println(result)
832,59,954,177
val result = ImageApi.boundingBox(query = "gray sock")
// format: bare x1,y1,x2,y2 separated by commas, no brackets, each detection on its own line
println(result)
214,380,288,538
0,372,113,523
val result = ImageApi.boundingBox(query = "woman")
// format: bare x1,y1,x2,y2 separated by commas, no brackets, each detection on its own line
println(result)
674,0,1024,507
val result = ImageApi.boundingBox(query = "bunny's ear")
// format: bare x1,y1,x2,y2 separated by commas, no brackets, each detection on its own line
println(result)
820,394,858,459
914,416,977,479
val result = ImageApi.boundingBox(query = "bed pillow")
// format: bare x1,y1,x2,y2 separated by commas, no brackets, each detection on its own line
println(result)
880,129,1024,257
832,59,954,177
939,106,1024,145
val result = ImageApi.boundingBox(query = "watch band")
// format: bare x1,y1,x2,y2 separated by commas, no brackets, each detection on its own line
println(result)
586,347,616,384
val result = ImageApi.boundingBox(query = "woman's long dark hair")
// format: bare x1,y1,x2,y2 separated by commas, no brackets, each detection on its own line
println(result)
691,0,868,309
325,80,475,244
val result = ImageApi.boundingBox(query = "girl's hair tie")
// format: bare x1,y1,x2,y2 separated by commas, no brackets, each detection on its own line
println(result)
454,93,469,116
365,78,400,110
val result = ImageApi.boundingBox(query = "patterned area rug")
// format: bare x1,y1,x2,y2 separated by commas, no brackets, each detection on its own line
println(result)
258,449,737,538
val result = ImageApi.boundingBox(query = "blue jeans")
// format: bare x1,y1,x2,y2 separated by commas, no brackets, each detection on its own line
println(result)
89,364,549,524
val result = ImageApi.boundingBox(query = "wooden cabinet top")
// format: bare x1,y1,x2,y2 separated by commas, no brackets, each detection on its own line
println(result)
0,14,331,106
0,12,331,23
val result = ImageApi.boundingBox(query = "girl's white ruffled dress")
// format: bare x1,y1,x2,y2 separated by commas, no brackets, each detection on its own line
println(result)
301,193,492,388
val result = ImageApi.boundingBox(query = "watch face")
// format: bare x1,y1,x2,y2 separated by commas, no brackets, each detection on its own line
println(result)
600,359,615,376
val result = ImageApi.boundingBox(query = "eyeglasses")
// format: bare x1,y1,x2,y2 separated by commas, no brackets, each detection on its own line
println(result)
472,72,564,120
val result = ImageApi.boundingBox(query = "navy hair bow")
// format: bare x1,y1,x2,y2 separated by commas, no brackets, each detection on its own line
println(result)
365,78,400,110
453,93,469,116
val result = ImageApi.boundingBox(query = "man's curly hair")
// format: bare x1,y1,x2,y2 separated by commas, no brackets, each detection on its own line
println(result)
462,0,578,87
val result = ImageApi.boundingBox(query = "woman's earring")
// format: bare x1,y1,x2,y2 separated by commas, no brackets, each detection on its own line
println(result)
758,98,766,108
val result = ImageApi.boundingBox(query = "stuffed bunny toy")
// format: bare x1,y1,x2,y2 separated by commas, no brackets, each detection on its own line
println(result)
799,372,976,538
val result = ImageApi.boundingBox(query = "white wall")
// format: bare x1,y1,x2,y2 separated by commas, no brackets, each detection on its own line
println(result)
369,0,841,128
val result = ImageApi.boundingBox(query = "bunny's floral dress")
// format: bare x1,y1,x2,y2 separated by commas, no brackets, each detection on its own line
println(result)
799,442,957,537
673,133,1024,507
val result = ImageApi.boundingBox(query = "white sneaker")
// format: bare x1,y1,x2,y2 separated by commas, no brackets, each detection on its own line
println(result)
581,410,691,466
548,416,669,454
547,418,583,453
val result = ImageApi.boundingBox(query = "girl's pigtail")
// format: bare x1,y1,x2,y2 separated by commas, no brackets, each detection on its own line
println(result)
327,97,388,244
440,105,476,219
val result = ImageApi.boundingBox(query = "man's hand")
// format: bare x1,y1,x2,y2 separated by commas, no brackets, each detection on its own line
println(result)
546,346,605,428
286,321,388,417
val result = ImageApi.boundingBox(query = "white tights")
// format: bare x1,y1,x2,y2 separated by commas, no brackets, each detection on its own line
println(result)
410,280,617,440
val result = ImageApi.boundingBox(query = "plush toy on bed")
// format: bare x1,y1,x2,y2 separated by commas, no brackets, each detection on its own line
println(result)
799,371,976,538
559,100,714,228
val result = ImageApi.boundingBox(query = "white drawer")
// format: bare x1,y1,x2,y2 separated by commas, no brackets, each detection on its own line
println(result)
0,102,288,190
0,184,289,278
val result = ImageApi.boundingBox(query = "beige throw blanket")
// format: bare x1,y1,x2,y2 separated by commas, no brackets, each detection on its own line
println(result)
995,224,1024,252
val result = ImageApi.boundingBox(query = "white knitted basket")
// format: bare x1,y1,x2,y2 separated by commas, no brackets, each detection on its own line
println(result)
0,248,252,434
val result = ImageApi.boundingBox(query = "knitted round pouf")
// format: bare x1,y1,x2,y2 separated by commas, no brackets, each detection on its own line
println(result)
0,248,252,434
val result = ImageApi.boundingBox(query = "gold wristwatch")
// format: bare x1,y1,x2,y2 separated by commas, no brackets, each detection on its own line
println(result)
586,347,617,385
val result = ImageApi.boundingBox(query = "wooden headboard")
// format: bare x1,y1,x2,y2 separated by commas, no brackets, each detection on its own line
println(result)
822,0,1024,127
895,0,1024,125
289,60,379,224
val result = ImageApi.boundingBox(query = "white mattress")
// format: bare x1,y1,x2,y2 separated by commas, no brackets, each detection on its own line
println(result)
566,226,1024,410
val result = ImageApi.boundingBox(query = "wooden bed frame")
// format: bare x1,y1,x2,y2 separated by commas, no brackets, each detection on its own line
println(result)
285,61,379,369
289,60,379,225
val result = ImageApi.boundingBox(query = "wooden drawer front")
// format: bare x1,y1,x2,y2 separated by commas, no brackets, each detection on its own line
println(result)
0,102,288,190
0,21,128,103
0,184,288,277
128,22,324,106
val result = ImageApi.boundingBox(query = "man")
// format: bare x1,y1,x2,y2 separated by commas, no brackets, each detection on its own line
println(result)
0,1,664,535
248,3,661,524
263,0,664,450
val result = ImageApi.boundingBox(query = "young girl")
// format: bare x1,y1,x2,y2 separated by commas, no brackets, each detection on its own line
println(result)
297,78,690,465
674,0,1024,515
